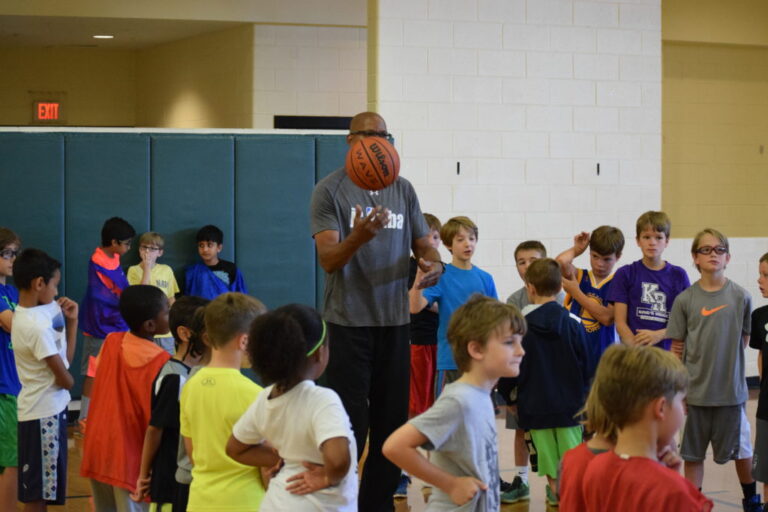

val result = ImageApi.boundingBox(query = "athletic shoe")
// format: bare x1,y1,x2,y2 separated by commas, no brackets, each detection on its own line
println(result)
500,476,530,504
393,474,411,499
743,494,764,512
500,477,513,493
546,484,559,507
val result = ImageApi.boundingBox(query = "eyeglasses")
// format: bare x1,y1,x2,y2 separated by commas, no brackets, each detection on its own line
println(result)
118,239,132,247
139,245,161,252
695,245,728,255
349,130,394,142
0,249,18,260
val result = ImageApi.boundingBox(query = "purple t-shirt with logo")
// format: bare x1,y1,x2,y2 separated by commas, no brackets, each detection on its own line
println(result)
606,260,691,350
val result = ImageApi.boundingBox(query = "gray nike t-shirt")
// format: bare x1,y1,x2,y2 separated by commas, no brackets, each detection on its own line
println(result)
410,382,500,512
310,168,429,327
666,280,752,406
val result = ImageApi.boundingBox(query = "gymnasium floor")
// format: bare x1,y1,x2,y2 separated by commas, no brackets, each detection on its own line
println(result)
21,392,760,511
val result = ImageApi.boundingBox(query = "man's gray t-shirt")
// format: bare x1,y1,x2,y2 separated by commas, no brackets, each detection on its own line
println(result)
666,280,752,406
310,168,429,327
410,382,499,512
506,287,565,310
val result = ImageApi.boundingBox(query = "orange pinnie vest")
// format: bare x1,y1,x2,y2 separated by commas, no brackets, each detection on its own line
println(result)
80,331,170,493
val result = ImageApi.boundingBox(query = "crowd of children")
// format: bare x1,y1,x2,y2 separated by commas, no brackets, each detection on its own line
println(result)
0,204,767,512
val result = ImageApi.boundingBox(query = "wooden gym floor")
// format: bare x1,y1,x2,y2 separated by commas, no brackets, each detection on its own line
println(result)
18,391,760,511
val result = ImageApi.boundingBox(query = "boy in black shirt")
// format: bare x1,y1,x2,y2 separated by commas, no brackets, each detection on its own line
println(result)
133,296,210,510
751,252,768,499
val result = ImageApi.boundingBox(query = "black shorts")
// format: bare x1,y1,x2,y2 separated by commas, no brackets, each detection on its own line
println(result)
17,408,68,505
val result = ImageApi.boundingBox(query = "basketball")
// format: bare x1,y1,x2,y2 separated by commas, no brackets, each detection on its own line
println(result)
345,136,400,191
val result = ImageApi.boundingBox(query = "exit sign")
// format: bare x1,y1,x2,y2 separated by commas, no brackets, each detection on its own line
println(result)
35,102,60,121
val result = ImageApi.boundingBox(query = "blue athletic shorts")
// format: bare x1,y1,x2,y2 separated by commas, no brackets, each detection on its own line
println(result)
18,408,68,504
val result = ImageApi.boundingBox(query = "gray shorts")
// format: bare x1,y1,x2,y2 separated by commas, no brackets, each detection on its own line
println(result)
80,336,104,375
681,404,753,464
752,418,768,481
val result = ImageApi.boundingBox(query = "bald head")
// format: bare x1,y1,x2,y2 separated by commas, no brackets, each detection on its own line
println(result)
347,112,388,146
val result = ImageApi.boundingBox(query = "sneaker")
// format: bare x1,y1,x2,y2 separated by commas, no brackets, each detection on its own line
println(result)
393,474,410,499
500,477,513,494
501,476,530,504
743,494,764,512
546,484,559,507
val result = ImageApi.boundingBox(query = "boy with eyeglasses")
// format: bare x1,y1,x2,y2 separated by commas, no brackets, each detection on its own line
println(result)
128,232,180,354
0,228,20,510
78,216,136,432
666,228,761,512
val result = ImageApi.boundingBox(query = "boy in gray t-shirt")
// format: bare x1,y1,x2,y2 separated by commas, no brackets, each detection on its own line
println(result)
666,229,761,511
383,296,527,511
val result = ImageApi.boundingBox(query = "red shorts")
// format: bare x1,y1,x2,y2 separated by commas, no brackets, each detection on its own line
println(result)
409,344,437,417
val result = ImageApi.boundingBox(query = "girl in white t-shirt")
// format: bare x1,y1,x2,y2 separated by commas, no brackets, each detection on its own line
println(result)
226,304,358,511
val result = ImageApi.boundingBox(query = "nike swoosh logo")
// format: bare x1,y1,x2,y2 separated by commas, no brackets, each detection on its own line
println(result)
701,305,728,316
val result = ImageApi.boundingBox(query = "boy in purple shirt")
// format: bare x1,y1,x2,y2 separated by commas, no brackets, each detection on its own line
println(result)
78,216,135,430
607,211,690,350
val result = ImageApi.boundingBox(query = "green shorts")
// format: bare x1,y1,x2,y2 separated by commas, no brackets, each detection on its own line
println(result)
0,393,18,471
530,425,582,479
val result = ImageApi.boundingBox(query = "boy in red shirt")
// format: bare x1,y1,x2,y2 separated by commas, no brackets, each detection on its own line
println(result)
559,381,615,512
80,285,171,511
560,352,684,512
581,345,712,512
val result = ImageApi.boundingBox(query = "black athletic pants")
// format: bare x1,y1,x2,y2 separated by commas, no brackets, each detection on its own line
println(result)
326,323,410,512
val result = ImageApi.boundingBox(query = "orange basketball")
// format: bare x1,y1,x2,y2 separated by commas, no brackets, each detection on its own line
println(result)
345,136,400,191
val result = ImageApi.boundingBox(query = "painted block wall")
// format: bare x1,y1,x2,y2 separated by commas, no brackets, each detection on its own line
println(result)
663,42,768,238
0,47,136,126
661,41,768,375
375,0,662,301
252,25,368,128
137,25,254,128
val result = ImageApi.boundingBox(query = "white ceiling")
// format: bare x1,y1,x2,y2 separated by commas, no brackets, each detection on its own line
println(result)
0,15,247,49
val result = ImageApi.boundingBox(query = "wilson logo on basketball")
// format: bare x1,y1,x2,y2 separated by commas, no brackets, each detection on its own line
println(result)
345,136,400,191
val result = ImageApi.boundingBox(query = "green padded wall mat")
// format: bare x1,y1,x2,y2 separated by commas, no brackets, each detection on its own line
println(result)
313,135,350,309
0,133,65,285
235,135,316,308
150,135,235,291
64,133,151,394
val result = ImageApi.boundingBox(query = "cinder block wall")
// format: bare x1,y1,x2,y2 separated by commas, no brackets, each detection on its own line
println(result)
252,25,368,128
374,0,662,297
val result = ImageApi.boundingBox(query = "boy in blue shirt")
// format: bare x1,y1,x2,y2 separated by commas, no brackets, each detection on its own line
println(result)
409,216,497,393
0,227,20,510
184,225,247,299
556,226,625,374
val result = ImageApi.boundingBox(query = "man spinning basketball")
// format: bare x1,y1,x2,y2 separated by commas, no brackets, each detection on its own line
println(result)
310,112,443,511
